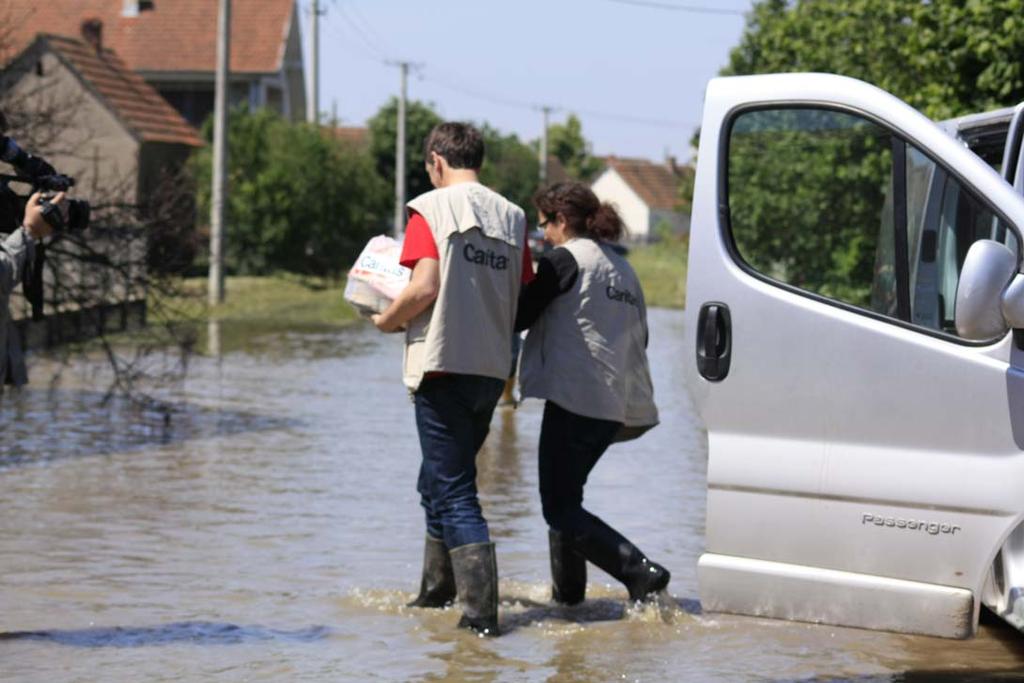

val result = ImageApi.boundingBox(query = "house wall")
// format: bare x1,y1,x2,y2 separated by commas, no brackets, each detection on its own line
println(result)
149,75,259,128
137,141,193,199
4,49,141,204
3,50,146,327
591,168,650,241
281,7,306,123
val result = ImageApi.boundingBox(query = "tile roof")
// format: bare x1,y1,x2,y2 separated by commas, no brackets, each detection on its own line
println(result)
2,0,295,74
603,157,683,211
328,126,369,150
40,34,202,146
543,156,572,184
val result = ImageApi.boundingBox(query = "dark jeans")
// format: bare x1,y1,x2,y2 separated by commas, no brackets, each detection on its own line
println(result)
414,374,504,549
538,401,622,535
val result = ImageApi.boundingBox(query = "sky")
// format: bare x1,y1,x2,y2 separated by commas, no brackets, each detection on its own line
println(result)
302,0,753,163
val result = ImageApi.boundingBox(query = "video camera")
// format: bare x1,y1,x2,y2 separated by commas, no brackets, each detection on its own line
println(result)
0,113,90,235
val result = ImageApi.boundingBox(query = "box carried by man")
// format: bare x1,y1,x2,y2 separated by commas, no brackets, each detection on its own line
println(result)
344,235,409,317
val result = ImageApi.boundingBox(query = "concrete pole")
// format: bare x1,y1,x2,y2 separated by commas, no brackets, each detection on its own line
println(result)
308,0,319,124
209,0,230,305
539,105,551,185
393,61,408,238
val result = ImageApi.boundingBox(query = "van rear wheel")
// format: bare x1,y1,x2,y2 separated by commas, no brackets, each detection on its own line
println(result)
981,523,1024,630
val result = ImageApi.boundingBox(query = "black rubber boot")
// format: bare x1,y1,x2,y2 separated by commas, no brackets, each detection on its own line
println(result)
407,535,456,608
549,529,586,605
450,541,500,637
573,517,670,602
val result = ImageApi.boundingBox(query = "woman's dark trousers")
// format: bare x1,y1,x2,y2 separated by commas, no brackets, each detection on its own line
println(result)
539,401,669,604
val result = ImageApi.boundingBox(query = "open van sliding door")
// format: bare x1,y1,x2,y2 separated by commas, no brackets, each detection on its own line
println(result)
684,74,1024,638
980,102,1024,630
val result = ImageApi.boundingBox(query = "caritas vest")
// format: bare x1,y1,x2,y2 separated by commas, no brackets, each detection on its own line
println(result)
519,237,658,428
403,182,527,392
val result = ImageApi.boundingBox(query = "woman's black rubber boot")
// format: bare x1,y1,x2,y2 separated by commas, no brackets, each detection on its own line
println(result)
407,535,456,608
450,541,500,637
573,517,670,602
549,529,586,605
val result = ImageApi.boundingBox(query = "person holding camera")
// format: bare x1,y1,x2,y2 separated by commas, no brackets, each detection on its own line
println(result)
0,191,58,385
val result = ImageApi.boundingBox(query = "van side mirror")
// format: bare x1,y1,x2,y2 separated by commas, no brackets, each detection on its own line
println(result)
955,240,1018,340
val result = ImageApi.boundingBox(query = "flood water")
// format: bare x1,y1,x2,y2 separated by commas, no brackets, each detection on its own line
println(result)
2,308,1024,682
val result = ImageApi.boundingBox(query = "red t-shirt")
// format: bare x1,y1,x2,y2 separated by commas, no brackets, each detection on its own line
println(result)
400,211,535,283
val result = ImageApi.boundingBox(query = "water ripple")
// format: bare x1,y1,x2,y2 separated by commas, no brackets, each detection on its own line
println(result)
0,621,330,648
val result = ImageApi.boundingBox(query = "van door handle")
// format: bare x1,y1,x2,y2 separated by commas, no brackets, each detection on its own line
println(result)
696,302,731,382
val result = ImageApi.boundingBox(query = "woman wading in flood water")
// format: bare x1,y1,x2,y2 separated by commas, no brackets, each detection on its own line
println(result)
516,181,669,604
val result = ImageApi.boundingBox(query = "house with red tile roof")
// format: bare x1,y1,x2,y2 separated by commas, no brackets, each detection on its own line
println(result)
1,32,205,343
590,157,691,241
3,0,306,126
2,32,201,205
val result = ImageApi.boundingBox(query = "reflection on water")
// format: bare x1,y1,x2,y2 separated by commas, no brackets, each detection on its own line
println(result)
0,388,296,468
0,622,329,647
1,310,1024,682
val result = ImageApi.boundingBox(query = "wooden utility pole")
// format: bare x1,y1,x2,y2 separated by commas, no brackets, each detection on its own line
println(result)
209,0,231,304
539,105,552,185
308,0,320,124
391,61,409,237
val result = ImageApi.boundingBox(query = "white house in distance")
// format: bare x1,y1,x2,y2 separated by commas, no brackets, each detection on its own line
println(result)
590,157,690,241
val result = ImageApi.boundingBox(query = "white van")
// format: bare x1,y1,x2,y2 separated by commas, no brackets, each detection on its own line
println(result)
684,73,1024,639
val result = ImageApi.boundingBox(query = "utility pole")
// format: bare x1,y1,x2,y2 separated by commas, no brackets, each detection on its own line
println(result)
209,0,230,305
390,61,410,238
539,105,553,185
308,0,321,124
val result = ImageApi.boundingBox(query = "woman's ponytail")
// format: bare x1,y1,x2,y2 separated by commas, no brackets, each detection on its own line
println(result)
588,202,624,242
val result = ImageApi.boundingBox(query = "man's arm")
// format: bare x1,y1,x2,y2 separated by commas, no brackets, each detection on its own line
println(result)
372,256,440,333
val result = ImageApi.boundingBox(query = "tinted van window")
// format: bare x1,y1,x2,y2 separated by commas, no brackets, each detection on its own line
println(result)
728,107,1018,339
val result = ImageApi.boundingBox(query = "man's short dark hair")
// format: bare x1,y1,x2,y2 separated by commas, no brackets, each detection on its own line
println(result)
424,122,484,170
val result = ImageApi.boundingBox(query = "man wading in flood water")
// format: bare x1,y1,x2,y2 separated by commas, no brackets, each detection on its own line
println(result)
371,122,532,636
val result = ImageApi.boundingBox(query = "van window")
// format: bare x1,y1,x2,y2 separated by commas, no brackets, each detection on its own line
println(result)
727,107,1018,339
961,129,1005,172
906,148,1017,333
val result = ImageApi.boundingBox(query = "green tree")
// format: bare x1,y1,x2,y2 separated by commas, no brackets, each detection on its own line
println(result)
368,98,443,204
718,0,1024,313
726,0,1024,120
192,108,389,276
478,124,540,222
675,163,696,215
548,114,602,181
727,109,893,309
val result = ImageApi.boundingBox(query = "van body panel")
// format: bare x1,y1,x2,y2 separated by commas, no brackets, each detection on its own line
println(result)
699,554,975,639
685,73,1024,638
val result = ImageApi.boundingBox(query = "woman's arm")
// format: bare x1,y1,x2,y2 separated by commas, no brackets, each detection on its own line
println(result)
514,247,578,331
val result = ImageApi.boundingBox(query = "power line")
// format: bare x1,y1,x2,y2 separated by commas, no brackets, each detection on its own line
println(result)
421,72,540,112
320,16,381,64
422,71,693,130
315,2,697,132
566,106,687,129
605,0,746,15
344,1,390,53
331,1,389,61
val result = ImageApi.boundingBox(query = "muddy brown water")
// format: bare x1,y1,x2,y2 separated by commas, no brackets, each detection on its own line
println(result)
1,309,1024,682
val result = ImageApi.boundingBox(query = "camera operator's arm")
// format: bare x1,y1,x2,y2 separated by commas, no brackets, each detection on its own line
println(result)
0,192,57,298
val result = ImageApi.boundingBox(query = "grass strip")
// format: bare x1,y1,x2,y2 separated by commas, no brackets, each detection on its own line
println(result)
627,237,689,310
